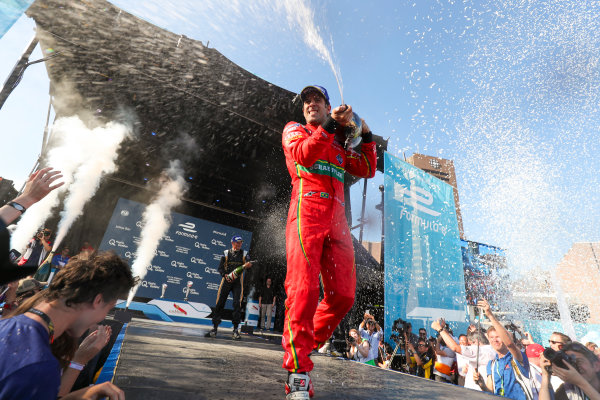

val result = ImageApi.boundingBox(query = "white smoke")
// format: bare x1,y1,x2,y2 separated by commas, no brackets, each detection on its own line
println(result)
11,116,130,252
126,161,188,307
52,119,131,250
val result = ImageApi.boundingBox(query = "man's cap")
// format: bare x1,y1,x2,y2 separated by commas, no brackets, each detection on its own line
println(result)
0,219,38,285
526,343,544,358
231,235,243,243
300,85,330,104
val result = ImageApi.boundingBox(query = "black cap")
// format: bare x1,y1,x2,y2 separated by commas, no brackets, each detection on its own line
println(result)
0,219,37,286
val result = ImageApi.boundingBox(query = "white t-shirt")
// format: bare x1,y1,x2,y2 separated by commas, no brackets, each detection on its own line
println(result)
434,344,456,381
529,363,543,400
460,344,497,391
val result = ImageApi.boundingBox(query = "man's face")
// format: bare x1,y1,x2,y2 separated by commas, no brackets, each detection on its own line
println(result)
488,330,506,353
459,336,469,346
366,319,376,332
419,329,427,339
62,247,70,256
303,92,331,126
549,334,566,351
67,297,117,338
417,341,428,354
232,241,242,251
266,278,272,286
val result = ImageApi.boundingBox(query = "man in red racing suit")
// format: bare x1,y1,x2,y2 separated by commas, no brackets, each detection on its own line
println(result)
282,85,376,398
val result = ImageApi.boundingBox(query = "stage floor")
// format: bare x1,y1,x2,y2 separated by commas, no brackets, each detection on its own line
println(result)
112,319,495,399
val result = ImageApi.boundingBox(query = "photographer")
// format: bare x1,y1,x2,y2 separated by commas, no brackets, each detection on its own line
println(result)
359,312,383,363
346,329,370,363
540,342,600,400
407,336,435,379
19,228,52,269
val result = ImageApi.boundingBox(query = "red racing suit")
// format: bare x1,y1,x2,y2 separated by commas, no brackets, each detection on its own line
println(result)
281,119,377,373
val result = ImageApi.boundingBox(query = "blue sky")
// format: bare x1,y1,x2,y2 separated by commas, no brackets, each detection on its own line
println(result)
1,0,599,271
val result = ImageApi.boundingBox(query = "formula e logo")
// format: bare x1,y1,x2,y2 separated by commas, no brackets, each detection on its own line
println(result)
178,222,197,233
394,183,441,217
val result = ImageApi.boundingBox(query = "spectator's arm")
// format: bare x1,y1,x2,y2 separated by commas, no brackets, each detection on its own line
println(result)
551,361,600,400
59,326,111,396
539,355,554,400
408,343,424,367
357,340,370,358
478,298,523,363
431,318,462,354
61,382,124,400
473,369,493,393
434,336,448,357
0,167,63,225
272,296,276,306
258,296,262,308
40,236,52,252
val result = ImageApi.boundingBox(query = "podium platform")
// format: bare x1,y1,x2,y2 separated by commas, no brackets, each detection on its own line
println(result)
110,319,495,399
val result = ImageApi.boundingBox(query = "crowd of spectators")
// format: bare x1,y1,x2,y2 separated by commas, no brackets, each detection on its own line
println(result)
0,168,134,399
336,301,600,400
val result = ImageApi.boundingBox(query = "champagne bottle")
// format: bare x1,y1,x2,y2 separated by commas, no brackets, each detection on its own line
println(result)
34,251,54,283
226,265,245,281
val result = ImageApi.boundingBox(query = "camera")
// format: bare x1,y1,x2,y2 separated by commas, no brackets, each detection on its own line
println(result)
389,318,409,345
348,336,355,344
543,347,577,370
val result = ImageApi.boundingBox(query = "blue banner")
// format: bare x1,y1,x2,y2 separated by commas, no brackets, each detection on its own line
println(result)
99,198,252,309
0,0,34,39
384,152,467,339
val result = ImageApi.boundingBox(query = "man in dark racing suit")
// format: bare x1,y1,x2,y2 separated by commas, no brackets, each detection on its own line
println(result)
282,85,377,399
205,235,252,340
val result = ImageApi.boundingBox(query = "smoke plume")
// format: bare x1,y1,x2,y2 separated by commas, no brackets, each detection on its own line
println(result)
11,116,130,252
126,160,188,307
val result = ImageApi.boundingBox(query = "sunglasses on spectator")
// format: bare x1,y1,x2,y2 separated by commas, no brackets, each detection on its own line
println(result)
549,340,564,345
418,343,427,347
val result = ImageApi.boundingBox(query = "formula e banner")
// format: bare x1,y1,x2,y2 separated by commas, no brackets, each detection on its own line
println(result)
383,152,467,339
99,198,252,309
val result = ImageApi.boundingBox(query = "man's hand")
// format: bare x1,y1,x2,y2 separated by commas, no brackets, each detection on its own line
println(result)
225,274,232,283
18,167,64,208
431,319,445,332
551,360,587,387
331,105,353,126
243,261,252,270
363,312,374,321
477,299,491,313
473,369,482,383
62,382,125,400
521,332,535,346
73,325,112,364
540,354,552,377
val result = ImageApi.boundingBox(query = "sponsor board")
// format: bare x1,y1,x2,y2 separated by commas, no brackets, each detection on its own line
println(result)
148,299,211,319
98,198,252,308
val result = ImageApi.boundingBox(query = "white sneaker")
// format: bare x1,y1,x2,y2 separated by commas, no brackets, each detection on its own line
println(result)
285,372,314,399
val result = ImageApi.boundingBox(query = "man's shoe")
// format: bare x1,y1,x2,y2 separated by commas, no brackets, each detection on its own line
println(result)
204,328,217,338
232,329,241,340
285,372,314,399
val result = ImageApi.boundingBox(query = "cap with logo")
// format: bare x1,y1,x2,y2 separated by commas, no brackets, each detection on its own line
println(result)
231,235,243,243
300,85,330,104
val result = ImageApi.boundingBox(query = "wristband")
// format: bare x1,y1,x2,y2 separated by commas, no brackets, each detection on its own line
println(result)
68,361,85,371
7,201,26,214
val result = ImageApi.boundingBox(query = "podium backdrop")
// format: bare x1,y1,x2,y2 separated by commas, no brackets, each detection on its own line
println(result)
99,198,252,309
